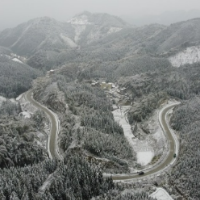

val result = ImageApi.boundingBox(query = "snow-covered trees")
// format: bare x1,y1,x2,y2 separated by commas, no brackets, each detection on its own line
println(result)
0,55,41,98
170,97,200,199
0,156,114,200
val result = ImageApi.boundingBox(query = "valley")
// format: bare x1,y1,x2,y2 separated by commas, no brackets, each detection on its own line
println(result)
0,11,200,200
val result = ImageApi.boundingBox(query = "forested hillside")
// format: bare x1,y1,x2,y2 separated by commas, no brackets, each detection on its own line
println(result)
169,97,200,199
0,55,41,98
144,18,200,54
32,65,136,173
1,12,200,199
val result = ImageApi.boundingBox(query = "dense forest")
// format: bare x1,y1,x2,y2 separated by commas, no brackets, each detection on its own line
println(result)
0,55,41,98
1,13,200,199
0,98,114,199
169,97,200,199
32,66,136,173
0,98,153,199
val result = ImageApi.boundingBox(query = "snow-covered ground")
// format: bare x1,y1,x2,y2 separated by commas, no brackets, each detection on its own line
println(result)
137,152,154,166
68,14,91,25
112,106,135,150
17,93,37,115
150,188,173,200
112,100,180,169
74,25,86,42
16,93,49,149
108,27,122,34
112,106,155,167
19,111,31,119
169,46,200,67
12,58,23,63
60,33,77,48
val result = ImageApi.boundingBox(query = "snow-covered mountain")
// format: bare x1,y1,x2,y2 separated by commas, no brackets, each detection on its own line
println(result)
169,46,200,67
0,12,127,57
67,11,127,44
145,18,200,54
0,17,76,56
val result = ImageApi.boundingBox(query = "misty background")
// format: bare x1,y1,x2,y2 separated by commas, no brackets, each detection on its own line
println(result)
1,0,200,30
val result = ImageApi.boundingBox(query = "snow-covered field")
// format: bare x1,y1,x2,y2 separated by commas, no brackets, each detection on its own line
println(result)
150,187,173,200
169,46,200,67
137,152,154,166
112,106,135,151
112,106,155,167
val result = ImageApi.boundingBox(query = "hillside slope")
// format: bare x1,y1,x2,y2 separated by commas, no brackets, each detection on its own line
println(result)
145,18,200,54
0,12,127,57
0,55,40,97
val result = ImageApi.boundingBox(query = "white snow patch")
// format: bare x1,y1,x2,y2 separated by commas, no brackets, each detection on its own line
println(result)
68,15,92,25
112,106,155,166
137,151,154,166
12,58,23,63
60,33,77,48
150,187,173,200
112,106,135,147
19,111,31,119
108,27,122,34
169,46,200,67
132,138,155,166
11,24,31,47
73,25,86,42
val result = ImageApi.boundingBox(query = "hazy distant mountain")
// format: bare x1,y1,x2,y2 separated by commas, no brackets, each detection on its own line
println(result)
123,10,200,26
144,18,200,54
67,11,127,45
0,12,127,57
86,24,165,58
1,12,200,70
0,17,75,56
0,51,40,97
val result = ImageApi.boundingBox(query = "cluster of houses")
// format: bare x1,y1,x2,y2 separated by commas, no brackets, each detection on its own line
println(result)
90,80,131,105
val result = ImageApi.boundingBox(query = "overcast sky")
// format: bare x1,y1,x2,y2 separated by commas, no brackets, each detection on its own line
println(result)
1,0,200,30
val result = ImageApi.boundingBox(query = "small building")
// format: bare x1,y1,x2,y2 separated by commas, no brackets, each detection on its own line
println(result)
49,70,55,75
100,82,112,90
91,81,100,87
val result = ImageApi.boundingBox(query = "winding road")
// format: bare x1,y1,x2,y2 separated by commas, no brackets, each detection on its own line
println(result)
111,102,180,180
25,90,61,160
24,90,180,180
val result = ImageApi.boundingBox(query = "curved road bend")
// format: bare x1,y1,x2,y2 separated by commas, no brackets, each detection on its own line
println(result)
24,90,179,180
25,90,60,160
111,103,179,180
